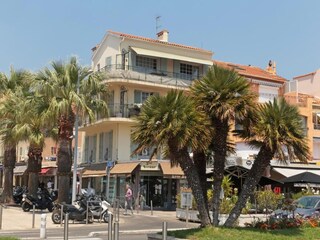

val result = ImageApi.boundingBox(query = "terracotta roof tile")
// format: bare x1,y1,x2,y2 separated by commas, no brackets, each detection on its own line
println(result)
108,30,213,54
213,60,287,83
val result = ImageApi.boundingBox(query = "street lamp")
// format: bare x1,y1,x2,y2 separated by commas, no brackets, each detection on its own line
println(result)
71,73,80,204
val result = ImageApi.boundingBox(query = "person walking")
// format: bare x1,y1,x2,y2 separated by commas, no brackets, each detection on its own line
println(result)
124,184,133,215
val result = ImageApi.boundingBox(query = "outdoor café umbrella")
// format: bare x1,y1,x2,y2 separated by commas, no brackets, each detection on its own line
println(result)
280,171,320,184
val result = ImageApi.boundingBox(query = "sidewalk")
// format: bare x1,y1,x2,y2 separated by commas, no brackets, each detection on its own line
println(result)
0,205,112,231
0,205,181,231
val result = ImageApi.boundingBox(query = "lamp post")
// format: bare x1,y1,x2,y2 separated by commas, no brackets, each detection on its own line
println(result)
71,74,80,204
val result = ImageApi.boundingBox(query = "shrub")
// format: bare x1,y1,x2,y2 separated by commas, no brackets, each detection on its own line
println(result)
255,190,283,213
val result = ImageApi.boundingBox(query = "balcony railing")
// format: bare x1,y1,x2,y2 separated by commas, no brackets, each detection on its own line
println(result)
314,124,320,130
101,103,141,119
101,64,202,87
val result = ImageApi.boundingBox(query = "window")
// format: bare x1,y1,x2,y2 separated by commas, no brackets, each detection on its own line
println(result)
51,147,57,155
97,63,100,72
99,131,113,162
136,56,157,70
134,90,157,104
180,63,199,79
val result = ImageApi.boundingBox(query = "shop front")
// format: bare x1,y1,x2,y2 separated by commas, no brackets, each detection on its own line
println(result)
110,160,185,210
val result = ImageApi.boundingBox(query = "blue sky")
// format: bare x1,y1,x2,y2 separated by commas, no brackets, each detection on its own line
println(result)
1,0,319,80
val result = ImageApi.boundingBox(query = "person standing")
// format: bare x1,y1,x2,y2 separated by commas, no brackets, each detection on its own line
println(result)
124,184,133,215
47,179,53,193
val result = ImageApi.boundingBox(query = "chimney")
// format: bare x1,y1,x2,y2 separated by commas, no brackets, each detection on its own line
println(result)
157,29,169,42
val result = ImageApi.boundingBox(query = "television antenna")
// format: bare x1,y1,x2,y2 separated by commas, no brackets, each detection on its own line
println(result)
156,15,162,33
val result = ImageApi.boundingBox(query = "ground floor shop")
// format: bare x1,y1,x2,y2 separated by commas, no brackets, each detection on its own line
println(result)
108,160,186,210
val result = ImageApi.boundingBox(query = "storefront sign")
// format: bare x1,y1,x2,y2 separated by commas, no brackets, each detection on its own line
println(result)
294,183,320,188
140,161,160,171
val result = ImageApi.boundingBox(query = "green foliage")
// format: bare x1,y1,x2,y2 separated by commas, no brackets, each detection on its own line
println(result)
168,226,320,240
255,190,283,212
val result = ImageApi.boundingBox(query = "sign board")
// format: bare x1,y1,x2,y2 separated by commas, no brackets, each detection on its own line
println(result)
140,161,160,171
294,183,320,188
180,192,193,208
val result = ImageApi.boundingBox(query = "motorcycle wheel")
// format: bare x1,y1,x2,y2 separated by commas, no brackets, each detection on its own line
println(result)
87,212,94,224
102,212,109,223
22,202,32,212
51,209,62,224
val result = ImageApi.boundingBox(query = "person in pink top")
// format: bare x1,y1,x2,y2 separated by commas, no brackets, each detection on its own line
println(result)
125,184,134,215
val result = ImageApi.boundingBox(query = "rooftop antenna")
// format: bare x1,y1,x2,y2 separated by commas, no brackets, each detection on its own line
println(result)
156,15,162,33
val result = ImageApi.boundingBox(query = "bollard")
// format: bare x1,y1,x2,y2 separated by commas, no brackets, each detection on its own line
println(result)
60,205,64,227
108,213,113,240
162,222,167,240
186,207,189,227
40,213,46,239
0,205,2,230
86,201,89,225
116,200,119,222
151,200,153,216
113,221,119,240
64,213,69,240
32,205,36,228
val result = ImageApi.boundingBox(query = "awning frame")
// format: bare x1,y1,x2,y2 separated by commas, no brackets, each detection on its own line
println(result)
131,47,213,66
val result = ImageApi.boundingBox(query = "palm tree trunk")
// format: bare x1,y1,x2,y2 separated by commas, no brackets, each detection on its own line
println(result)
193,151,209,213
211,120,229,226
179,154,211,226
211,155,225,226
27,145,42,196
168,144,211,227
57,114,74,203
1,146,16,203
224,146,273,227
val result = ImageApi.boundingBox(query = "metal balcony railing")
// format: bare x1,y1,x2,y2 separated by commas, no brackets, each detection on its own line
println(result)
101,64,202,87
314,124,320,130
101,103,141,119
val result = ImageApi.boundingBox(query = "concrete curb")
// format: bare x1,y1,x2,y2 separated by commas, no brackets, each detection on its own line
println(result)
89,227,196,237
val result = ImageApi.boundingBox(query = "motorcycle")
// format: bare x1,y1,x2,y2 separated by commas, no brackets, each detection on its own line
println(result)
13,186,27,205
87,196,111,223
51,196,94,224
21,189,54,212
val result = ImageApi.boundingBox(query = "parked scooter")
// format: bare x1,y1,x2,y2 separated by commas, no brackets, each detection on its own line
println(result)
21,188,54,212
51,196,93,224
13,186,27,205
87,196,111,223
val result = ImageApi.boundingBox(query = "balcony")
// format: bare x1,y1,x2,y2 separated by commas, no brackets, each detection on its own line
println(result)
101,65,202,88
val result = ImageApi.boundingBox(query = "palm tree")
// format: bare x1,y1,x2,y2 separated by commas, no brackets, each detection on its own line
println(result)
224,98,310,226
34,57,109,203
0,68,32,203
191,65,257,226
14,94,58,196
132,90,212,226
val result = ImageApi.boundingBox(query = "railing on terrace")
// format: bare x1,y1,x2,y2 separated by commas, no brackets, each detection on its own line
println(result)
283,95,308,108
101,64,202,87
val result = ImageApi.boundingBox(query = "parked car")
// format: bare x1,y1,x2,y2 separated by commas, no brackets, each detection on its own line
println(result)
272,195,320,219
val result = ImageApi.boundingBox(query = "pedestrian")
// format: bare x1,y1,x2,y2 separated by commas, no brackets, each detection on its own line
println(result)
47,179,53,193
139,194,145,211
124,184,133,215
